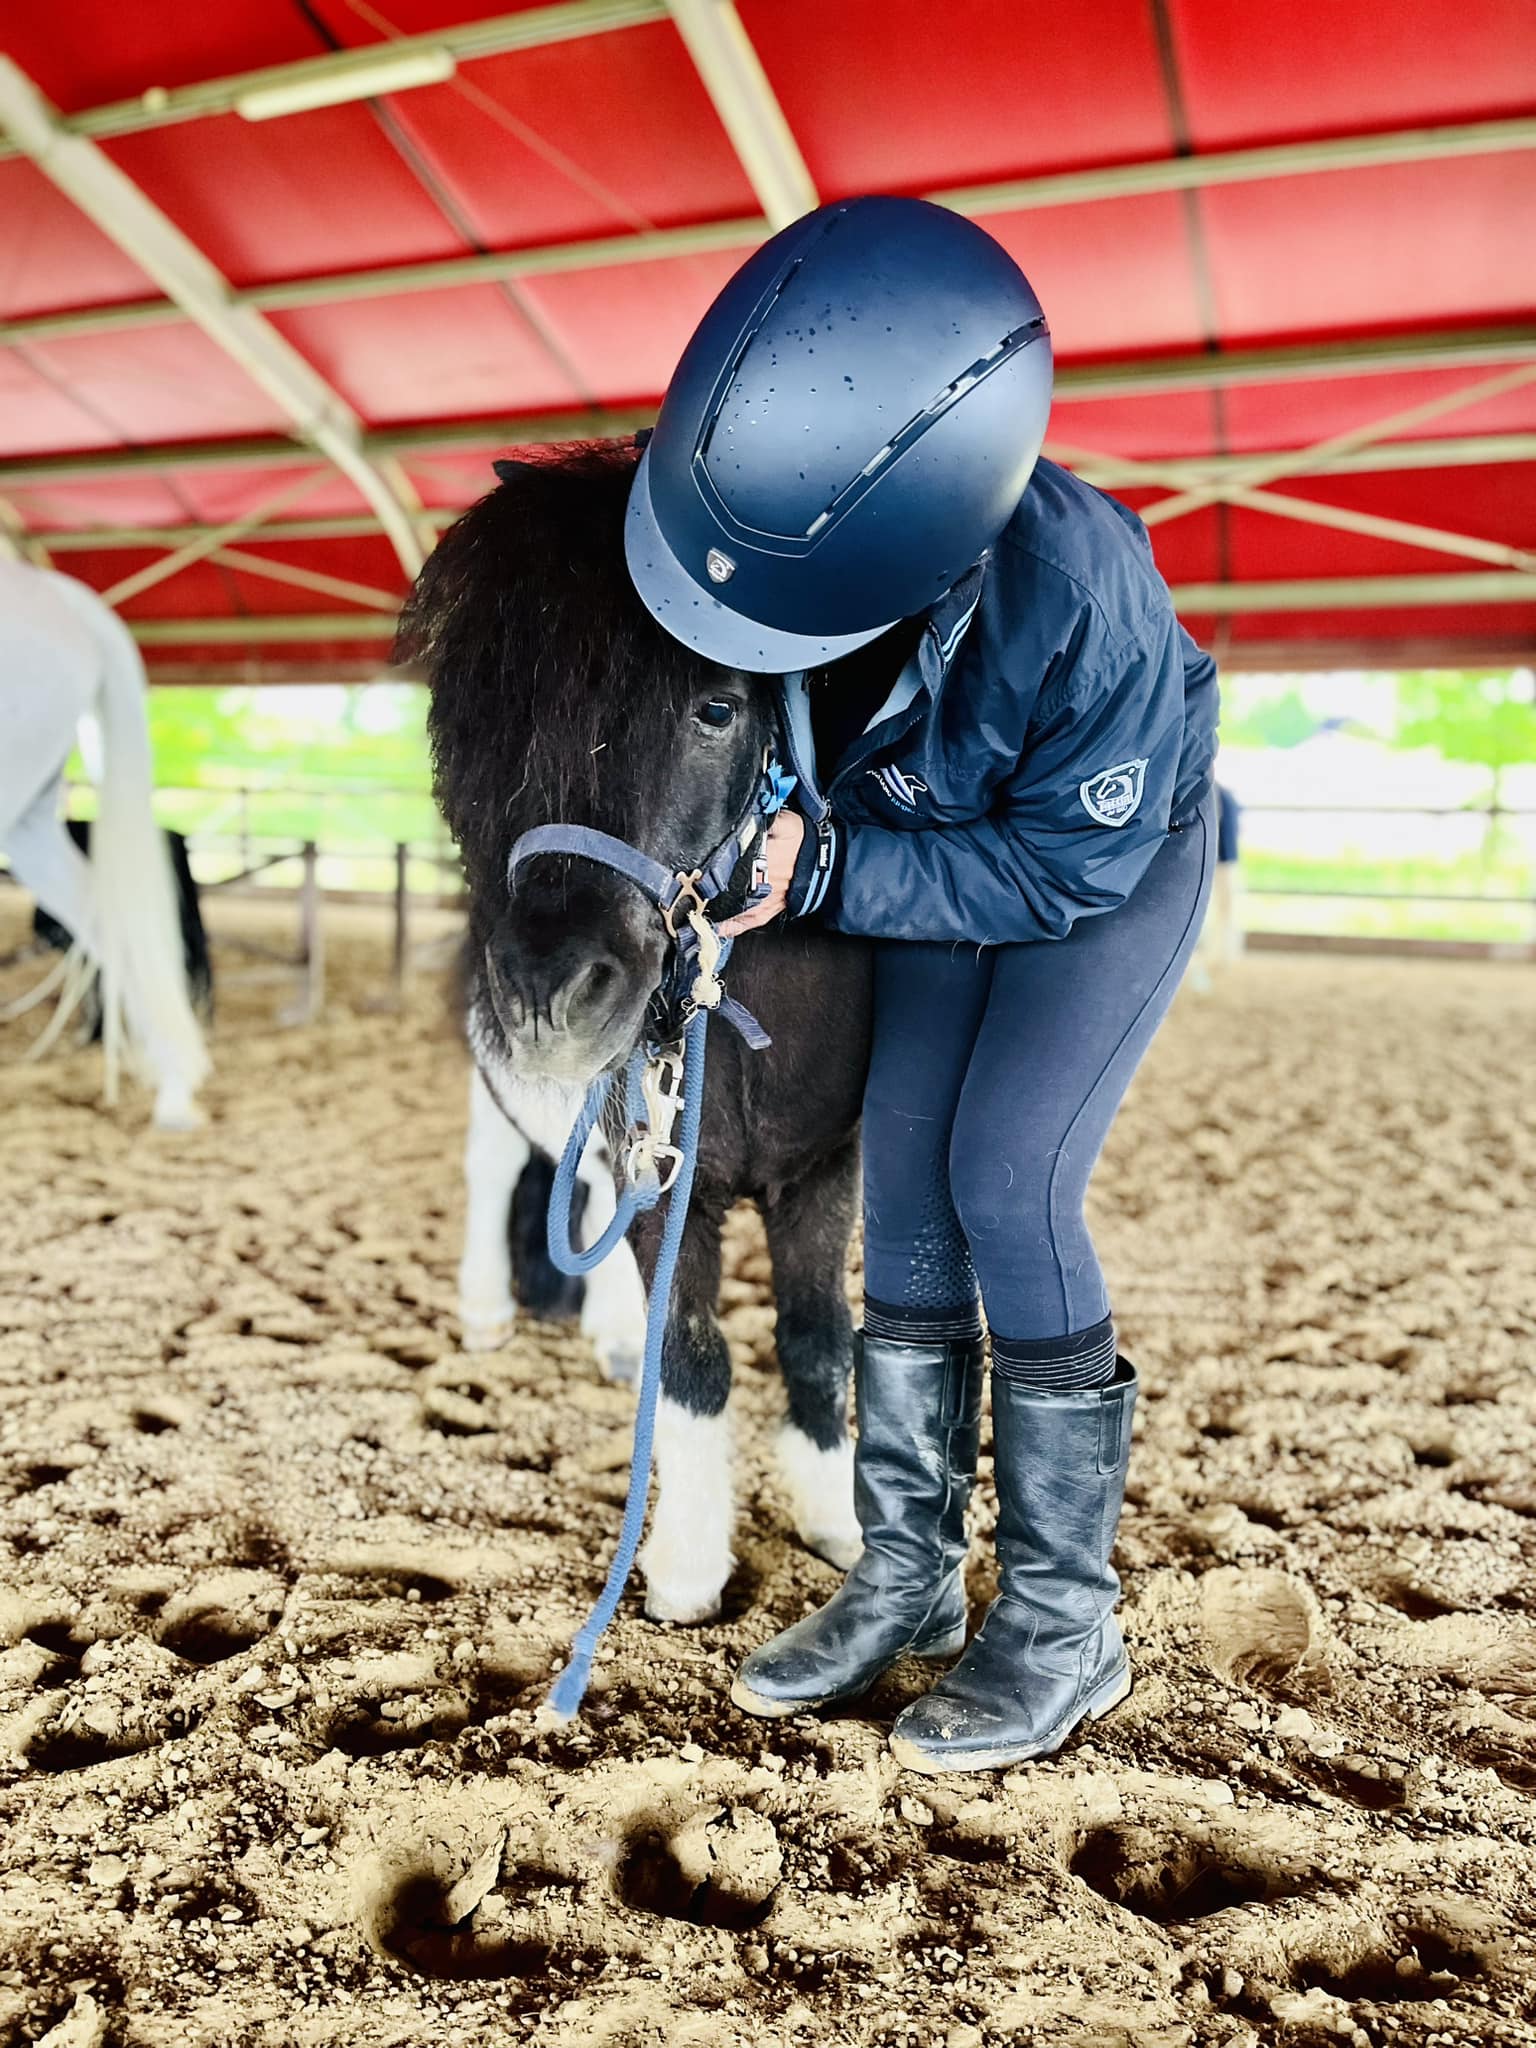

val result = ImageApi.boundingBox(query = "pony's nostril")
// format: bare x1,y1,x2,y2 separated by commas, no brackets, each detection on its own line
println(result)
570,958,618,1021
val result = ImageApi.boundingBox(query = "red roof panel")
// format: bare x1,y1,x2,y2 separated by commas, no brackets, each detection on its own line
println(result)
1219,368,1536,453
0,161,158,318
1168,0,1536,146
17,326,291,444
1199,155,1536,343
518,248,752,404
269,287,584,423
105,110,473,288
384,24,759,248
741,0,1174,195
0,3,1530,668
984,197,1208,357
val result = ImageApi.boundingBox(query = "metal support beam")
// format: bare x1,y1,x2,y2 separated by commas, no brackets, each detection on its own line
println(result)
35,431,1536,555
0,1,668,159
131,615,400,645
5,331,1535,494
6,113,1534,352
665,0,817,228
120,567,1536,648
1053,431,1536,488
0,59,425,578
0,408,659,488
1139,362,1536,527
1170,570,1536,613
929,114,1536,215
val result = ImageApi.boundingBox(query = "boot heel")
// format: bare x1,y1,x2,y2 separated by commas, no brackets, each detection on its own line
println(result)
1085,1661,1132,1718
912,1619,967,1660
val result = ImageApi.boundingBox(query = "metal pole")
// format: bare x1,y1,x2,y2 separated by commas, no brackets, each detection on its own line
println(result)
393,841,410,1002
292,840,324,1026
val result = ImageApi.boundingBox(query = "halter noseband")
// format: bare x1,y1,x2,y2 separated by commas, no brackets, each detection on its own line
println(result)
504,742,795,1053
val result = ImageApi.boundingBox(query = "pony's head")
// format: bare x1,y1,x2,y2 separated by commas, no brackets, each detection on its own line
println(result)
399,442,777,1084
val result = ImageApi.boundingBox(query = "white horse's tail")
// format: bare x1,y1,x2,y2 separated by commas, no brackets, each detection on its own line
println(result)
53,581,210,1107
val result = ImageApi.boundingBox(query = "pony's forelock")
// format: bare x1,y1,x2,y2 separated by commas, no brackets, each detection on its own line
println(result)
399,441,713,885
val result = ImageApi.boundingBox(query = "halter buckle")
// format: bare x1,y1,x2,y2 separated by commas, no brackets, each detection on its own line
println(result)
662,869,707,938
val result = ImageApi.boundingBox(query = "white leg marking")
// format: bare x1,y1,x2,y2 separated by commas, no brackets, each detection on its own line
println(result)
775,1423,862,1570
576,1158,647,1381
152,1080,204,1131
640,1399,735,1623
458,1066,529,1352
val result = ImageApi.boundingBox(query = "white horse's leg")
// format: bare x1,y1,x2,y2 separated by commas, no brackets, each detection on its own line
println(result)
640,1397,735,1624
459,1066,529,1352
575,1155,647,1382
774,1424,862,1570
2,789,106,1054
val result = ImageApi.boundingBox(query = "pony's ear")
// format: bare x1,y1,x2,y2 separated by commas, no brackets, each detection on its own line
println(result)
492,458,537,485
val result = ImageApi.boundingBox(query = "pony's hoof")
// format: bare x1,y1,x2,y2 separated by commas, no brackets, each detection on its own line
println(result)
592,1336,641,1384
460,1315,514,1354
152,1094,204,1132
804,1528,863,1572
582,1294,647,1384
643,1583,725,1626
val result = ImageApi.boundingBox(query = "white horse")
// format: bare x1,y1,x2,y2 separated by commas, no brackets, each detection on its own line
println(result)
0,560,209,1129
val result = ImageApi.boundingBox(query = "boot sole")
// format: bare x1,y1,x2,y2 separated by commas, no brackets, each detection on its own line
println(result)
888,1663,1133,1776
728,1622,968,1721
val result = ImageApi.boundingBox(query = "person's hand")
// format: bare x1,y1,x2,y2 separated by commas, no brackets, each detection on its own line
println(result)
718,811,806,936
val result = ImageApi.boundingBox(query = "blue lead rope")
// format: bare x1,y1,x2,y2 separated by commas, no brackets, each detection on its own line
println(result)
511,752,793,1719
542,998,714,1719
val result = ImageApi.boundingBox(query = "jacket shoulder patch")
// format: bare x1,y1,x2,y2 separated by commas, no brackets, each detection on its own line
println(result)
1079,758,1148,828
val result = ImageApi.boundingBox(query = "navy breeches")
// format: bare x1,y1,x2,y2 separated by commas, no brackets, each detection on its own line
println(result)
860,794,1216,1342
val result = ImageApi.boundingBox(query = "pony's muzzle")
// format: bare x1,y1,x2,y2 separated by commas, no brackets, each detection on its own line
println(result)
484,931,653,1077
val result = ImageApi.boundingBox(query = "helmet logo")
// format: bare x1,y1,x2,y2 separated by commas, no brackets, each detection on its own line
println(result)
706,548,736,584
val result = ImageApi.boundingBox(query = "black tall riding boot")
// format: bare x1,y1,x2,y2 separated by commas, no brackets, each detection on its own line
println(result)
731,1332,984,1718
889,1356,1138,1774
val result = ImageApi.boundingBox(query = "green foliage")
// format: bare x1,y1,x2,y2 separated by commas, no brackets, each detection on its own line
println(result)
1391,669,1536,776
1218,680,1317,751
144,684,431,790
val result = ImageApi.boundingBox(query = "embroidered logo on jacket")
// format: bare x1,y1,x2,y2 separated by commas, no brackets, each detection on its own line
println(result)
867,763,929,812
1079,758,1149,828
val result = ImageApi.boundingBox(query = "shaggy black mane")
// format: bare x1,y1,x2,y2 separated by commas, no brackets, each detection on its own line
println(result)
397,441,722,892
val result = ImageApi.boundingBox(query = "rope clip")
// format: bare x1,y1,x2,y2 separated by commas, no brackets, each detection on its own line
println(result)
626,1043,686,1193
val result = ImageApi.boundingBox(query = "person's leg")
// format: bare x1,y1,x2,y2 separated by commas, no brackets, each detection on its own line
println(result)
893,799,1216,1771
732,942,993,1716
860,940,996,1335
952,799,1217,1366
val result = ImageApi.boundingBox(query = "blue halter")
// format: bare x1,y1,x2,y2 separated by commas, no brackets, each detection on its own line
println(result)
505,745,795,1053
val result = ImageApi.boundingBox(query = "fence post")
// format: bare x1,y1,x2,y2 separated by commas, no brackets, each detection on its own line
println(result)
393,841,410,1000
296,840,324,1025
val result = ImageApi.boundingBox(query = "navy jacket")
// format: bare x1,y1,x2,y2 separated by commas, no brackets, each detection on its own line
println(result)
778,459,1219,945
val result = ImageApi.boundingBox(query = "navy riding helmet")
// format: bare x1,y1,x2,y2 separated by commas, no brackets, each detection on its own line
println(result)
625,194,1053,674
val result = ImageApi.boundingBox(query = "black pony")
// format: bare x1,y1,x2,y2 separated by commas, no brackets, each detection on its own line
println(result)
398,443,874,1623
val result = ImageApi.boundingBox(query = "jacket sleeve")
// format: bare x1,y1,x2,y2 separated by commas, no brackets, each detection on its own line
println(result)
822,612,1193,945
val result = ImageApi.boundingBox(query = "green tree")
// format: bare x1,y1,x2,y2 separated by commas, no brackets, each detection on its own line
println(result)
1218,679,1317,751
1392,668,1536,874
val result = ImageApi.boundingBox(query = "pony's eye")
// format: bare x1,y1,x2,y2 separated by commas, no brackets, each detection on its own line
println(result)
697,699,738,729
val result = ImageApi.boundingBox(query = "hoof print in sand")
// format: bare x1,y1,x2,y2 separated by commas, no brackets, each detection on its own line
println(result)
1276,1904,1502,2011
1071,1820,1318,1924
154,1572,287,1665
1299,1752,1416,1812
614,1807,782,1930
1200,1566,1320,1689
358,1823,587,1985
26,1696,200,1774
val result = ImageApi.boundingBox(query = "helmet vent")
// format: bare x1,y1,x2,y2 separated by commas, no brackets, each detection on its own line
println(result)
796,315,1048,542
